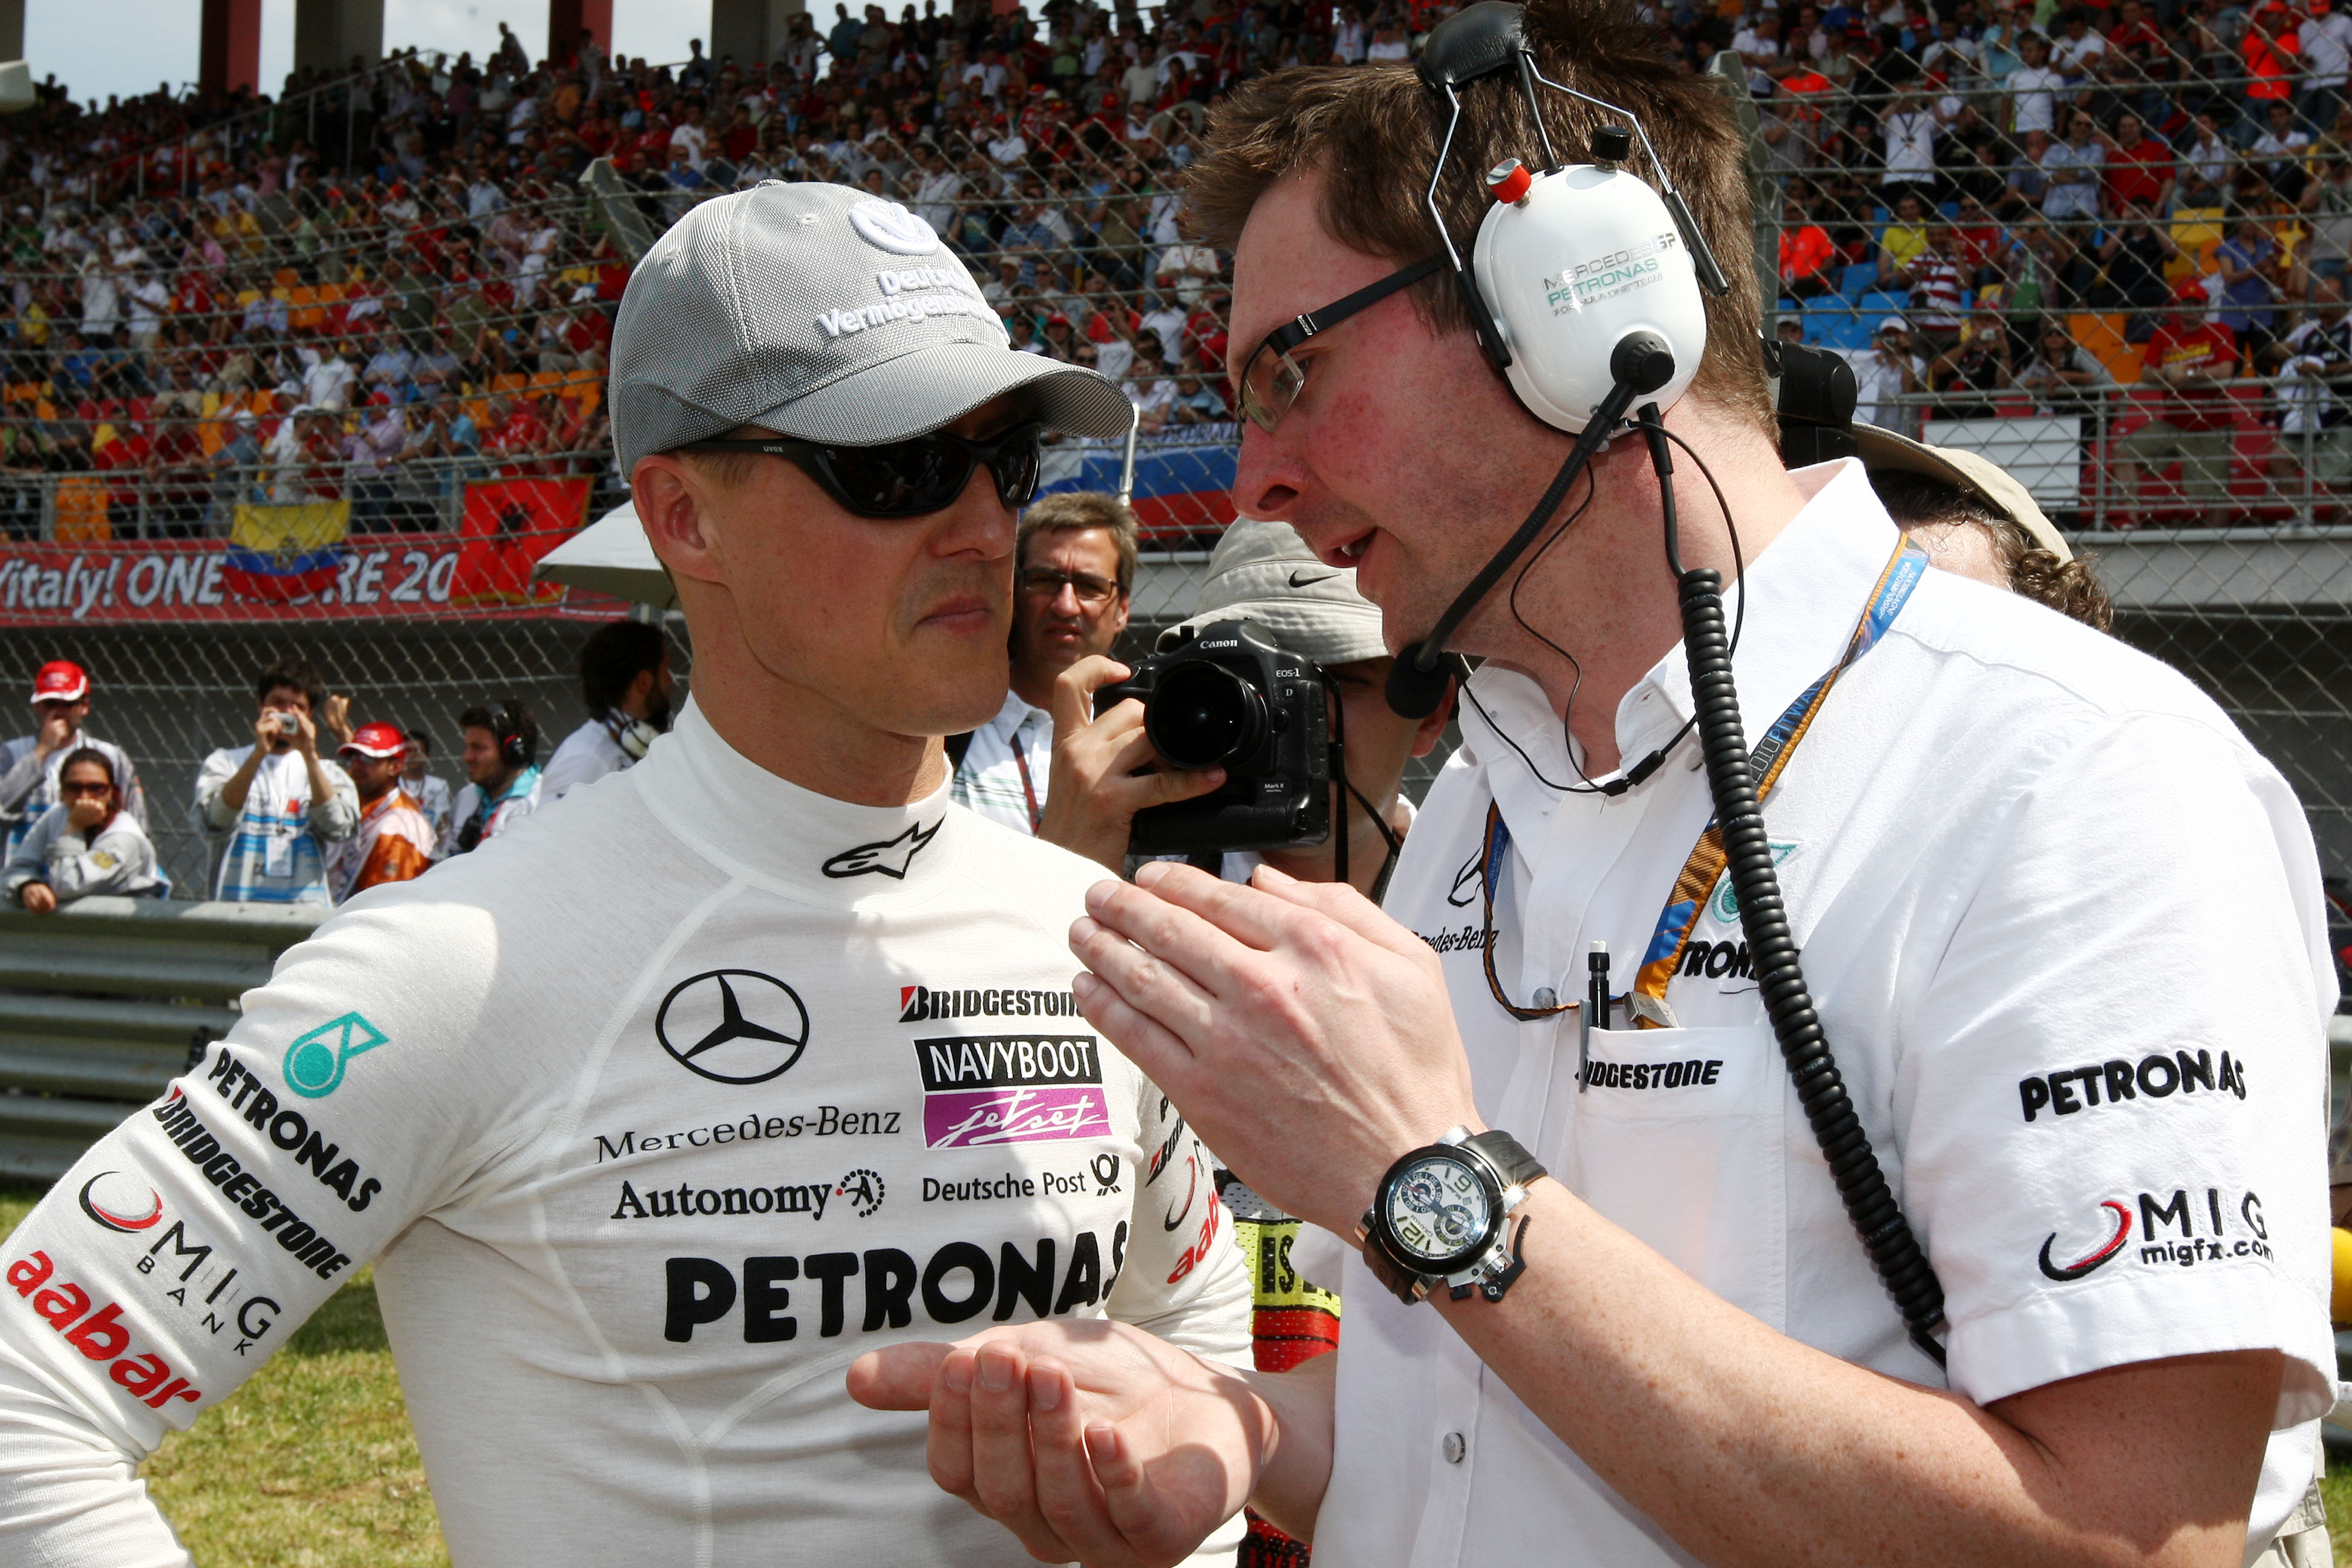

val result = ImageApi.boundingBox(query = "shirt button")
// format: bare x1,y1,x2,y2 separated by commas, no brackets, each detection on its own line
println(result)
1531,987,1557,1010
1442,1431,1467,1464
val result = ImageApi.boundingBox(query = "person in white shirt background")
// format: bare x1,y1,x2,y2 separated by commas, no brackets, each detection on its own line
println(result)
446,699,542,855
854,8,2334,1566
191,656,358,906
393,725,452,843
2005,30,2064,138
2305,0,2352,134
0,659,145,864
540,620,677,800
1843,315,1929,433
952,490,1210,834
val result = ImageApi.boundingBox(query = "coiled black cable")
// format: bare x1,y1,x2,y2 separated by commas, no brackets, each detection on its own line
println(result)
1639,405,1949,1368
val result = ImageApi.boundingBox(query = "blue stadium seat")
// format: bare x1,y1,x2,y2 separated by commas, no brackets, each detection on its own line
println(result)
1859,290,1909,318
1805,302,1875,352
1840,261,1878,299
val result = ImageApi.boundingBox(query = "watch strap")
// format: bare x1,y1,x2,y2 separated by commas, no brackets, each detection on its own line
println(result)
1356,1212,1431,1305
1462,1128,1546,1189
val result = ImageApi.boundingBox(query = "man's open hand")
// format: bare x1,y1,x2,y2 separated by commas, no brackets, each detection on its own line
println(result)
1070,861,1480,1235
1036,656,1226,873
846,1319,1267,1567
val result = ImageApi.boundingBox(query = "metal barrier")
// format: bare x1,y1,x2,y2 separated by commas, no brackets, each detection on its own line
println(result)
0,898,321,1182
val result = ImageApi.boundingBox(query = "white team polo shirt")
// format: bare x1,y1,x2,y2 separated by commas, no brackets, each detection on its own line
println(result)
1318,458,2336,1566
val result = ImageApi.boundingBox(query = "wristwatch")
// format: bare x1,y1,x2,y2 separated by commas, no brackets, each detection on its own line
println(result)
1355,1127,1546,1305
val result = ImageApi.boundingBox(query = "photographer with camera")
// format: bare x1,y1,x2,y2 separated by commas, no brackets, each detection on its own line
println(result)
1042,518,1454,900
851,4,2334,1564
191,656,359,906
951,491,1148,834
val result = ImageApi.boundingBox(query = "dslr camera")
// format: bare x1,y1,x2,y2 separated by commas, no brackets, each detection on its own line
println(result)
1095,619,1330,855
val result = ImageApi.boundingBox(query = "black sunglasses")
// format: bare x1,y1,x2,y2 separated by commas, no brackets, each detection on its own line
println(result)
681,420,1045,518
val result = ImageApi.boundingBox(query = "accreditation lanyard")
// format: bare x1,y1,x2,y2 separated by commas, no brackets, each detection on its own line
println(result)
1625,534,1928,1027
1010,723,1044,834
1474,537,1926,1025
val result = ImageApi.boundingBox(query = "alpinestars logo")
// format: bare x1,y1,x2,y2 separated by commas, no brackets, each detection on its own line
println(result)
79,1172,164,1234
823,818,941,879
2038,1199,2133,1281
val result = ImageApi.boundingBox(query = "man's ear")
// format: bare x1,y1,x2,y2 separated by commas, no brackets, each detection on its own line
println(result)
631,455,727,587
1108,591,1131,638
1411,679,1457,757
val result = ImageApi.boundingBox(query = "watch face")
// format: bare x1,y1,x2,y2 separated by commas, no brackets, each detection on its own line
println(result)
1383,1153,1494,1267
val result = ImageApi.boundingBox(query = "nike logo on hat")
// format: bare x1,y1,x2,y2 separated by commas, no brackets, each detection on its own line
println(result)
1289,570,1339,587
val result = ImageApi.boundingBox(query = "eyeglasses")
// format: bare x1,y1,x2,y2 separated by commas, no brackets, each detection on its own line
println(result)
1234,253,1446,434
59,779,112,797
680,420,1045,518
1019,567,1121,604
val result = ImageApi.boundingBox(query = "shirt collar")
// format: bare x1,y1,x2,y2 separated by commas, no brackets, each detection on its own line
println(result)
987,687,1049,736
1631,456,1900,748
632,696,962,901
1458,455,1900,803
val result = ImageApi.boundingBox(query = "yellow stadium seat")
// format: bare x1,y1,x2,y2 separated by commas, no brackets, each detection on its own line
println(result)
2170,206,2225,282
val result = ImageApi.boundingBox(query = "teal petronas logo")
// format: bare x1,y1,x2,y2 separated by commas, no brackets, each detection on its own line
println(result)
282,1013,388,1099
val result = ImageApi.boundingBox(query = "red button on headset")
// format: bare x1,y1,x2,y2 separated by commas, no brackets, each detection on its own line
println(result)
1486,158,1532,205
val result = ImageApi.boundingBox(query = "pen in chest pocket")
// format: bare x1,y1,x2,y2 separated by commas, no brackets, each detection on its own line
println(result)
1581,941,1610,1092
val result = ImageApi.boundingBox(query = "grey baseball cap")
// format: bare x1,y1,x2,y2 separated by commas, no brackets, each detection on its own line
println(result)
609,181,1133,472
1164,518,1391,665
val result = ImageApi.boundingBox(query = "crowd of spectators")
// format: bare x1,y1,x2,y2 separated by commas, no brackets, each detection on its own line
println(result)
3,0,2352,529
0,631,675,909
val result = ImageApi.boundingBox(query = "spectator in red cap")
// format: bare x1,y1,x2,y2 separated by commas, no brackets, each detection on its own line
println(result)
2,746,160,911
324,724,439,903
0,659,145,864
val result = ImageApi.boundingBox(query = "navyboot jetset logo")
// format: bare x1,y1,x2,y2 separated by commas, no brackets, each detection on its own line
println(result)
911,1034,1109,1148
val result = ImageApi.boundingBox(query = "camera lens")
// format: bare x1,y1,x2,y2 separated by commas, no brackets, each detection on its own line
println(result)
1146,661,1266,771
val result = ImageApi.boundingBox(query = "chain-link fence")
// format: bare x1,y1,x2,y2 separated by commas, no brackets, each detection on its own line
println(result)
2,13,2349,896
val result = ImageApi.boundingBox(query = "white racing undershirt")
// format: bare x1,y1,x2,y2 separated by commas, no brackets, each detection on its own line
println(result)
1319,459,2336,1567
0,699,1249,1566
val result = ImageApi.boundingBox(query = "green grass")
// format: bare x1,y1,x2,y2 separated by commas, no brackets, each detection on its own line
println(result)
2323,1463,2352,1565
0,1180,448,1567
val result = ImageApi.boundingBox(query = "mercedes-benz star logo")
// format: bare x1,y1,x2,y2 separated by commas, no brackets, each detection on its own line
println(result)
654,970,810,1084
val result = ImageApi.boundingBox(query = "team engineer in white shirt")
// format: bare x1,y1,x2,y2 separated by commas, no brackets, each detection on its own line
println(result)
0,180,1246,1564
852,6,2337,1566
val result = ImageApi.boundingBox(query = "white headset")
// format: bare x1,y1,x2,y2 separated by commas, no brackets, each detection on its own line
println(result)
1417,1,1725,434
1384,1,1733,719
606,709,659,762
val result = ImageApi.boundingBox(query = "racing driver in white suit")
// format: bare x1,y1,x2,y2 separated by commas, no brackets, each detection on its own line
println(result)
0,182,1249,1566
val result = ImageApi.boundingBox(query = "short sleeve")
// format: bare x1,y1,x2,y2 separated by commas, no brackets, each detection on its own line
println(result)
1900,713,2336,1425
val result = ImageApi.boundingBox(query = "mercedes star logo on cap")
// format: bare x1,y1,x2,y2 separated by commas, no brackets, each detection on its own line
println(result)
654,970,811,1084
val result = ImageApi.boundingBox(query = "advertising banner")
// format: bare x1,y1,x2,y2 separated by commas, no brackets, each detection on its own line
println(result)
0,478,604,626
